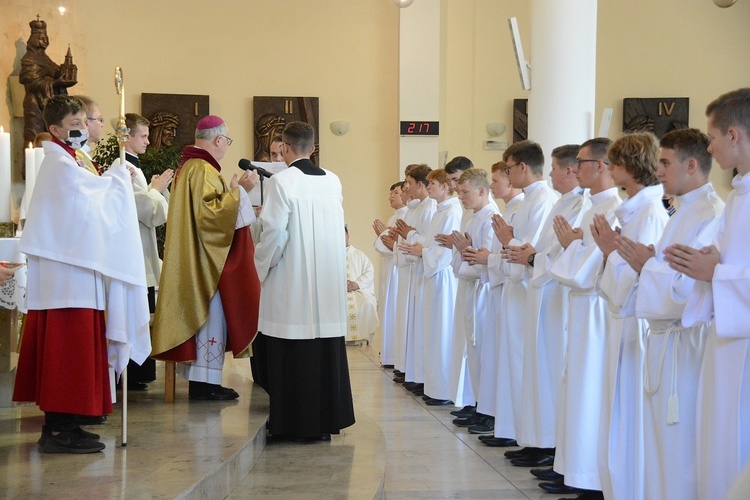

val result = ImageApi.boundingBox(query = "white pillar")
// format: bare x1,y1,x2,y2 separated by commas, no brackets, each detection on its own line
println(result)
398,1,440,173
528,0,598,162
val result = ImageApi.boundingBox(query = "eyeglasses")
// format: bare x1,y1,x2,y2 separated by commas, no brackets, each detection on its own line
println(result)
575,158,600,168
220,135,233,146
87,117,104,124
503,162,521,175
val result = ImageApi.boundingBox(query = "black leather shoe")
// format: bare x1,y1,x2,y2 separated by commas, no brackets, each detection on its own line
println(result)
468,415,494,434
510,453,554,467
393,376,405,383
393,369,404,376
538,478,581,495
424,398,453,406
504,447,533,459
127,381,149,391
530,467,562,481
480,437,517,447
450,405,475,418
189,381,239,400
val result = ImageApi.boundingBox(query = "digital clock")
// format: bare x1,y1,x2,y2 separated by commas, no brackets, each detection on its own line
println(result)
400,121,439,136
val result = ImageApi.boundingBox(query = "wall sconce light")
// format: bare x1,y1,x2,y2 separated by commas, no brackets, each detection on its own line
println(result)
393,0,415,7
330,121,350,136
713,0,736,7
486,122,507,137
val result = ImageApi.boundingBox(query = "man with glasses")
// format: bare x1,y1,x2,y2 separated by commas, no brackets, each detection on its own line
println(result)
487,140,558,462
152,115,261,401
547,137,620,499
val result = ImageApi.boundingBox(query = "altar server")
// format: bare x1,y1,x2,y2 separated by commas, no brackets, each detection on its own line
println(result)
664,88,750,500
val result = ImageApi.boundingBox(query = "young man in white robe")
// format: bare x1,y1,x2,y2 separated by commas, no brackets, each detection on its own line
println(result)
254,121,354,440
500,146,589,465
450,169,501,427
489,140,559,456
392,165,422,382
434,156,479,416
111,112,172,390
615,129,723,500
464,162,523,445
345,226,378,344
373,182,407,367
593,132,669,500
394,165,435,391
13,95,150,453
664,88,750,500
546,138,620,499
399,169,462,404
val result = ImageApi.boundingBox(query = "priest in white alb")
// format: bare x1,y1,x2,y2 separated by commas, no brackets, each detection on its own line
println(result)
345,226,378,343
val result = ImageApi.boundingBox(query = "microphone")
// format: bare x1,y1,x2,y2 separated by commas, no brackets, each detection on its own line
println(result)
238,159,273,178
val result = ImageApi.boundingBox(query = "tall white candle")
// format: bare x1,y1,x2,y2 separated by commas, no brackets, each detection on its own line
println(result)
24,143,36,216
34,146,44,176
0,126,11,222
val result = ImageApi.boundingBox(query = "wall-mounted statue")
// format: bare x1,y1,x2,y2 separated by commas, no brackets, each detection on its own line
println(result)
19,16,78,144
149,111,179,149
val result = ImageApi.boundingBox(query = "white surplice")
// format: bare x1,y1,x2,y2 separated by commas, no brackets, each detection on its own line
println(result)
254,167,346,340
346,244,378,342
597,184,668,500
111,156,169,287
549,187,621,489
518,187,589,448
632,182,723,500
493,180,558,442
21,141,150,375
450,202,500,406
393,199,420,372
375,206,407,365
681,173,750,500
476,193,523,419
421,197,462,400
403,196,436,382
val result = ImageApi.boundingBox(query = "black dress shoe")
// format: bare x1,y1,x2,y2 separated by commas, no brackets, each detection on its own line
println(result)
504,446,533,459
189,381,239,400
383,364,394,369
468,415,494,434
393,376,405,383
530,467,562,481
510,453,554,467
127,381,149,391
480,437,517,447
538,477,581,495
403,382,420,390
450,405,476,417
424,398,453,406
393,369,404,376
453,411,482,427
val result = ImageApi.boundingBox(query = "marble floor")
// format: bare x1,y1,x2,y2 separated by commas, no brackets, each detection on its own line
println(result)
0,338,555,499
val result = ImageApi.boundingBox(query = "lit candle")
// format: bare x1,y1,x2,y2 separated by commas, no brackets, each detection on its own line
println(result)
0,126,11,222
24,143,36,215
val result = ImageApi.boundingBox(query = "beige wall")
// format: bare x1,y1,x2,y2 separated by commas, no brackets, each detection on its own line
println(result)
2,0,749,261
